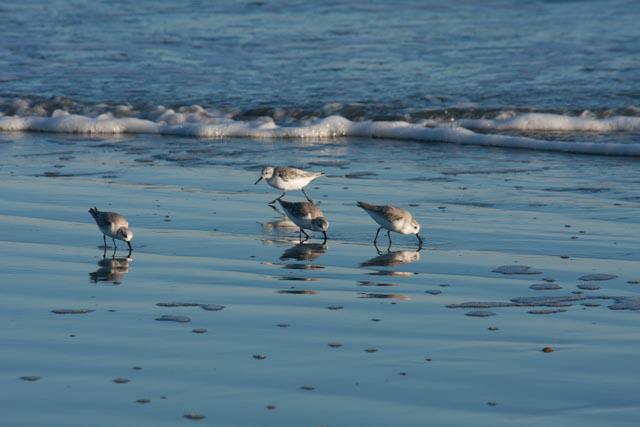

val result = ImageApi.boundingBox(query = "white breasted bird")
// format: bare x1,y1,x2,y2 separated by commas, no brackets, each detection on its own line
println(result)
88,207,134,253
278,199,329,242
357,201,423,247
255,166,324,204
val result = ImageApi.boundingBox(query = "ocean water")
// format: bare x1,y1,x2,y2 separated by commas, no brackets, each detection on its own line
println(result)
1,0,640,154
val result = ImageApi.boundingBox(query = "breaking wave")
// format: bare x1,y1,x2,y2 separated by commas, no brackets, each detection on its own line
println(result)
1,99,639,157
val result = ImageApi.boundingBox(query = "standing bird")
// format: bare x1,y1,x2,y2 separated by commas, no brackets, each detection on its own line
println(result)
357,201,423,247
88,207,134,253
278,199,329,243
255,166,324,204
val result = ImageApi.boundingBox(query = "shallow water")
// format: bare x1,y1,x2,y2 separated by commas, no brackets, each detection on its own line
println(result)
1,133,639,426
2,1,640,424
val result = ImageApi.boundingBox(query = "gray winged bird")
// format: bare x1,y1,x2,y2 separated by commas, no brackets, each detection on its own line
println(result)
88,207,134,253
357,201,423,247
278,199,329,243
255,166,324,204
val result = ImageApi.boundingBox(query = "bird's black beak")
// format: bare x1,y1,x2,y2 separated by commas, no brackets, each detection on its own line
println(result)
416,234,423,250
322,231,327,243
254,176,263,185
127,241,132,252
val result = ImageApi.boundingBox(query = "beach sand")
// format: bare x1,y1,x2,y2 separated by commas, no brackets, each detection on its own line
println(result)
1,132,639,426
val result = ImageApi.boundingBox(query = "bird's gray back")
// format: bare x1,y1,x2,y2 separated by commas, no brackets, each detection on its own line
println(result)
359,202,409,222
97,211,128,228
280,200,323,218
275,167,316,181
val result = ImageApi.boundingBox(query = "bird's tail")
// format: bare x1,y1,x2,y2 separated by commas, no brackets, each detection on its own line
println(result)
357,201,375,210
88,206,99,219
277,199,290,208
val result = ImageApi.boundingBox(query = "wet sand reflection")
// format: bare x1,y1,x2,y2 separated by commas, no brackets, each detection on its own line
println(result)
89,254,133,284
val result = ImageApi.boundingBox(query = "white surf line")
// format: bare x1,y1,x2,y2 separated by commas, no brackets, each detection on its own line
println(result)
1,113,639,157
456,113,640,132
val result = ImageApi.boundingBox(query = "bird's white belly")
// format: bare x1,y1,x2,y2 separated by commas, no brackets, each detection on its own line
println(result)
99,223,117,239
269,176,308,191
368,211,403,233
288,215,313,231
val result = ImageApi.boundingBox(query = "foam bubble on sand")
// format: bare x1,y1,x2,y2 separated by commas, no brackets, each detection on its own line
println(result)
448,294,640,314
528,309,567,315
51,309,94,314
155,315,191,323
2,110,640,156
156,302,225,311
277,290,318,295
465,310,496,317
358,293,410,300
530,283,562,290
492,265,542,275
577,284,601,291
579,274,618,281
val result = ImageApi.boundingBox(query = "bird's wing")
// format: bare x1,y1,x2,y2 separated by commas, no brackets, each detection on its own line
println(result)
380,206,410,222
277,167,319,181
103,212,128,228
280,201,321,219
358,202,408,222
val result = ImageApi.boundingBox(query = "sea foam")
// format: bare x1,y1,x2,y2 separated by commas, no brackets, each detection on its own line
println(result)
1,108,639,157
455,112,640,132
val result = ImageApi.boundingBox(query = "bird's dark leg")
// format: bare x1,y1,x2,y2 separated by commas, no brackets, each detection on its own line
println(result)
268,203,284,215
103,234,106,248
269,192,286,205
373,227,382,244
302,188,314,203
112,238,117,253
387,230,392,244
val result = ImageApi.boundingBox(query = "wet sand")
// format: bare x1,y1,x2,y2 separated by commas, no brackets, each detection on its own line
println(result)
1,132,639,426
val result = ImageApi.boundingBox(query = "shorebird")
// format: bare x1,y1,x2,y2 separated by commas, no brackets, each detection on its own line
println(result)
255,166,324,204
357,201,423,247
88,207,134,253
278,199,329,242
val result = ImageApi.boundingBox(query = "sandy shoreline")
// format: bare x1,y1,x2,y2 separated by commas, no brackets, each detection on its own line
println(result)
1,132,639,426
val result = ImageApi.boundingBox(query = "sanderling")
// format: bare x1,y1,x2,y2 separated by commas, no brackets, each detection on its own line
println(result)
88,207,134,253
278,199,329,242
255,166,324,204
357,201,423,247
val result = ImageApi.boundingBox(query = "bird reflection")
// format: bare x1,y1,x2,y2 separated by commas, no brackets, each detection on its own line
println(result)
260,204,299,234
280,242,327,262
89,253,133,284
261,216,298,233
360,246,421,267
